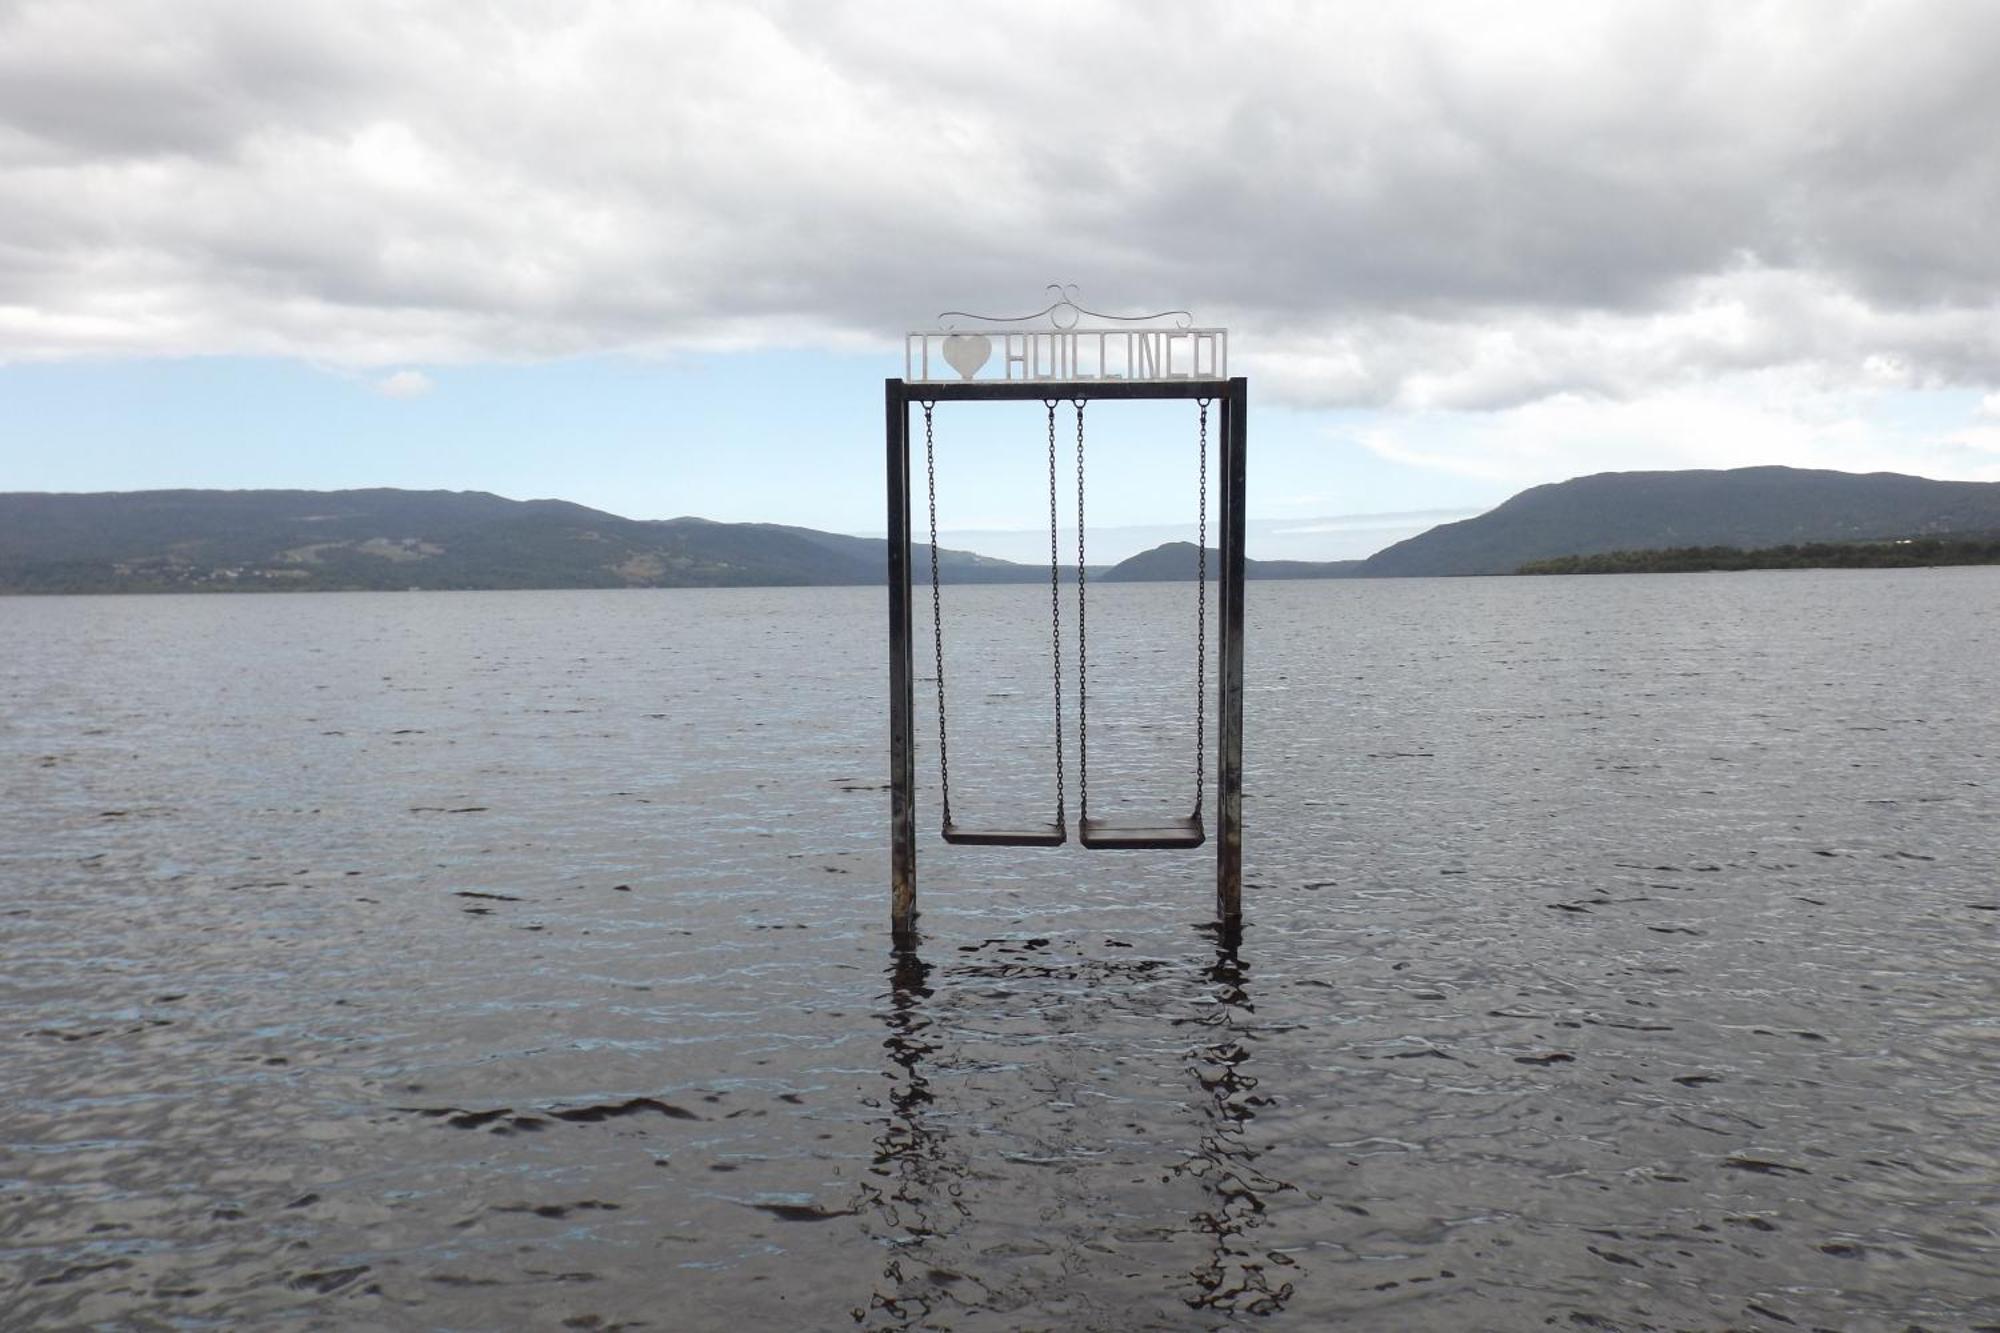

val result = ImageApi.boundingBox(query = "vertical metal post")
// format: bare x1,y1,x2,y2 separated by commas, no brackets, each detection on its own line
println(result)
1216,376,1248,930
886,379,918,941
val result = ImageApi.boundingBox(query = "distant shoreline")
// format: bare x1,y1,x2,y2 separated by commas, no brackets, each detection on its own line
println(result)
11,563,2000,597
10,470,2000,589
1517,537,2000,575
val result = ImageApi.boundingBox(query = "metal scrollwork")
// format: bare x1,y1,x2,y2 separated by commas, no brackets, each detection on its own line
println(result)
939,284,1195,332
908,286,1222,384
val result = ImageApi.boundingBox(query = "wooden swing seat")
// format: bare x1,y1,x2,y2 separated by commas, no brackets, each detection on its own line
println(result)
1079,814,1206,850
941,820,1067,848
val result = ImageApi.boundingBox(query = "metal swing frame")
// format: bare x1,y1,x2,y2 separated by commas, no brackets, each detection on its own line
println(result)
885,376,1248,941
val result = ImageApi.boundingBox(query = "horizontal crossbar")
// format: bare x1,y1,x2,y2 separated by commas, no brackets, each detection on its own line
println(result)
891,378,1235,403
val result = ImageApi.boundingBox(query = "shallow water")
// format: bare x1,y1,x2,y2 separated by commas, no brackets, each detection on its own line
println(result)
2,571,1996,1331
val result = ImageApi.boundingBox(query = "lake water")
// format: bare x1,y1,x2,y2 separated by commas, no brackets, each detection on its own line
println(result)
2,571,1996,1331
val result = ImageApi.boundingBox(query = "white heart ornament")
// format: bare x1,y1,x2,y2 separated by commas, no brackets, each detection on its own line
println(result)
941,334,991,380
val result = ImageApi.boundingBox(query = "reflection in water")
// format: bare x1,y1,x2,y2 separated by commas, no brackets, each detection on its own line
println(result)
858,947,963,1328
1178,936,1297,1316
7,578,1999,1326
858,937,1301,1326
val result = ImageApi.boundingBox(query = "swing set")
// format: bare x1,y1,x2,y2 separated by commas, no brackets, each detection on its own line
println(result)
921,395,1209,850
886,294,1247,940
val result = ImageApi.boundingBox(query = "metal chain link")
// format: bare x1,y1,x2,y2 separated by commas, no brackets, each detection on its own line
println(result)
1195,398,1209,817
921,401,952,828
1045,400,1066,827
1072,397,1089,821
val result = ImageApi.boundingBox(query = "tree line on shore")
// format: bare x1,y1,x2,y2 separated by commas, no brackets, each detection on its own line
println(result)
1517,536,2000,575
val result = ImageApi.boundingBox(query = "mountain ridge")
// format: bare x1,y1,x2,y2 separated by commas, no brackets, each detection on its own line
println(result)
1356,465,2000,577
1099,542,1361,581
0,488,1045,593
5,466,1998,592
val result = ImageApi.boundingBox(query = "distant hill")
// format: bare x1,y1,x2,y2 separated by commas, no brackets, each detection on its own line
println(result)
10,467,1997,592
1359,466,2000,577
0,489,1044,593
1101,541,1361,581
743,523,1035,582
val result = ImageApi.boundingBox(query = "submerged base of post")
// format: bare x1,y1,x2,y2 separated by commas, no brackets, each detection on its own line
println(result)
891,848,916,942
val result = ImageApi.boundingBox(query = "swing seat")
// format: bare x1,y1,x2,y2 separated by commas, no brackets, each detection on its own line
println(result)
1079,814,1206,850
943,820,1067,848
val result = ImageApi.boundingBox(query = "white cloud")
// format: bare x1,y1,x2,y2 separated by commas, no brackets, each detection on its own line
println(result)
0,0,1997,440
1353,370,2000,490
374,369,433,398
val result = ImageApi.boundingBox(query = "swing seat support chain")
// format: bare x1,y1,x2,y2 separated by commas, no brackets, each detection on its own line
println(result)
1073,394,1208,852
922,396,1068,848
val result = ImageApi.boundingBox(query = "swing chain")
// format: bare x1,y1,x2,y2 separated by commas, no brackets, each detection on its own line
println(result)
921,400,952,827
1046,399,1065,826
925,393,1204,841
1195,398,1209,817
1073,397,1089,821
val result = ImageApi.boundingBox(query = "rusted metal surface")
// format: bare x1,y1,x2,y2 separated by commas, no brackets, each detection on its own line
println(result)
886,379,918,941
1216,377,1248,929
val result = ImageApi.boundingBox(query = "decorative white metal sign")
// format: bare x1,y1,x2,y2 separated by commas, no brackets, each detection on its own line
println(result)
907,285,1227,384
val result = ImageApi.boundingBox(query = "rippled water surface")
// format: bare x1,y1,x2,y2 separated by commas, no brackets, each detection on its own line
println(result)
3,572,1997,1331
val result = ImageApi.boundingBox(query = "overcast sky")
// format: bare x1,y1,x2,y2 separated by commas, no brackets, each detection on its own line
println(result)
3,0,1997,558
